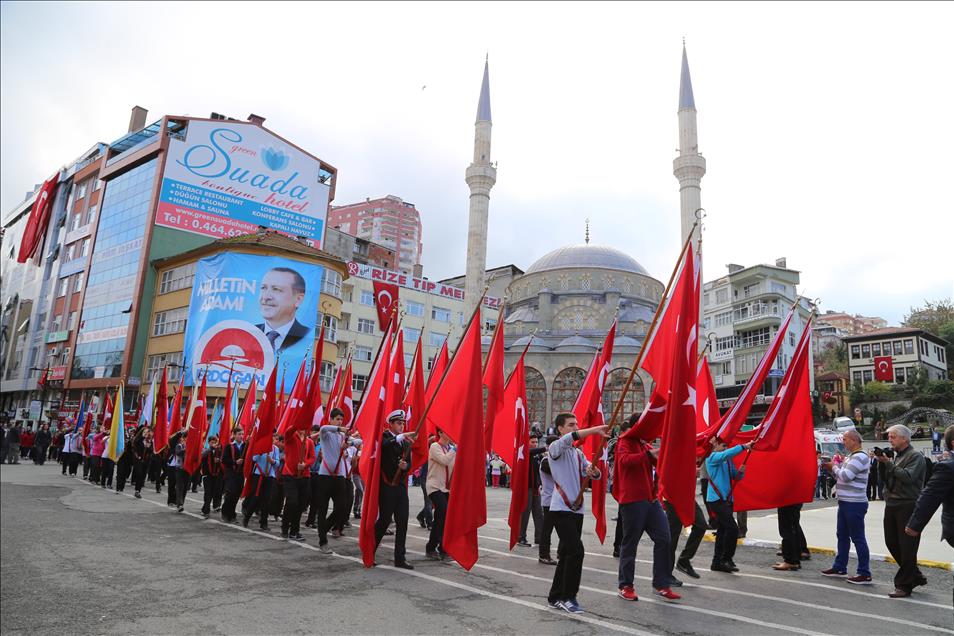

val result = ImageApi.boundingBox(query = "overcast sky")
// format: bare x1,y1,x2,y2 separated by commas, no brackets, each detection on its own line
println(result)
2,1,952,325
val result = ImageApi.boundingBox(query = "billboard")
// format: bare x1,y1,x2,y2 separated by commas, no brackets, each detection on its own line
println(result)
182,252,324,389
346,261,502,309
156,120,330,248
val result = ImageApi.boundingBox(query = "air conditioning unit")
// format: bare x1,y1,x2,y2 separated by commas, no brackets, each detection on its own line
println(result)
49,347,59,357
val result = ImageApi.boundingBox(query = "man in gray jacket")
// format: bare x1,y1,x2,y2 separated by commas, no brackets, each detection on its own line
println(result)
875,424,926,598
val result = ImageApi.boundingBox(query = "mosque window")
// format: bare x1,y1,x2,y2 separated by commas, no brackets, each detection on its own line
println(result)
580,274,592,291
525,366,547,426
552,367,586,416
602,369,646,424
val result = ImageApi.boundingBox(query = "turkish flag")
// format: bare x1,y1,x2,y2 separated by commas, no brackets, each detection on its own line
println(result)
482,319,506,453
236,376,257,437
167,380,185,439
277,361,308,435
304,325,326,430
386,335,406,416
17,173,58,264
358,337,393,567
153,367,169,453
317,360,342,428
504,354,530,549
436,312,486,570
874,356,894,382
732,323,816,511
336,361,354,427
372,280,399,331
406,340,430,473
183,374,208,476
694,356,721,457
241,366,278,497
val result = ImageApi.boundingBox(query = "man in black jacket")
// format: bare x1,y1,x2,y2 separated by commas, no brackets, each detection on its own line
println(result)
374,409,417,569
906,424,954,549
517,431,546,548
33,423,52,465
221,427,245,523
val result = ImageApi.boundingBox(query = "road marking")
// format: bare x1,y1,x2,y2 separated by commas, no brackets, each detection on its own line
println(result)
470,529,952,610
75,482,644,635
398,530,954,635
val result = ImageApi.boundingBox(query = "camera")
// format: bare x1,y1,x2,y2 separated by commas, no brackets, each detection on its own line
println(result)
872,446,895,458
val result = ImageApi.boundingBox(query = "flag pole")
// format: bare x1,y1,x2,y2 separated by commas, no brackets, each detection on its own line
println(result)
412,287,488,436
605,221,698,431
356,305,399,408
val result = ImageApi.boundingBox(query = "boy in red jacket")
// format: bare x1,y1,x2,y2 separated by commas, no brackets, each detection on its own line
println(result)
281,428,315,541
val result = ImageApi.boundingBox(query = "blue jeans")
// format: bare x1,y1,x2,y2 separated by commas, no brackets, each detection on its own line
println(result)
832,500,870,576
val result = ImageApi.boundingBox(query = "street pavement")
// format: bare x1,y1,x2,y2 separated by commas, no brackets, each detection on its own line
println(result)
2,463,951,635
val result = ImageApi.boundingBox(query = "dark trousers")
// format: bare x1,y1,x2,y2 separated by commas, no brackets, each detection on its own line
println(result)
519,490,543,543
35,445,48,465
426,490,449,553
222,471,244,521
618,500,671,589
69,452,81,476
61,451,70,474
242,474,273,528
710,499,739,565
309,474,346,543
202,474,224,514
884,502,924,592
191,471,202,492
89,456,102,483
132,461,148,492
115,460,132,492
613,515,623,554
548,511,585,603
417,480,433,527
375,483,409,564
352,475,364,516
665,500,706,569
167,467,178,505
100,459,114,487
340,478,355,528
778,503,805,565
539,505,556,559
175,468,190,507
281,475,310,536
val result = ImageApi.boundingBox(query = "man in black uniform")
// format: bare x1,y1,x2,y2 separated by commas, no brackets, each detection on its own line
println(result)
131,426,153,499
221,427,245,523
374,410,418,569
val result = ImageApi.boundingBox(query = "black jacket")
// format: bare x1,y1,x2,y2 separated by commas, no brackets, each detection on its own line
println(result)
907,459,954,544
223,442,245,474
34,430,52,448
380,430,411,486
255,320,311,354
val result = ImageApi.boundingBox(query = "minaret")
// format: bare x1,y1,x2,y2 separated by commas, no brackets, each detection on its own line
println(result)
673,44,705,248
464,57,497,316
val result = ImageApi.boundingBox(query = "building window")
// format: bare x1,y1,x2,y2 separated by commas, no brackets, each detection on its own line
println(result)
319,360,335,393
432,307,451,322
853,371,862,385
322,314,338,343
715,289,729,304
404,353,414,369
872,343,881,357
352,373,368,392
146,351,184,383
356,318,375,334
73,272,84,293
862,370,873,384
770,282,787,294
153,306,188,337
737,327,771,349
321,269,342,298
406,301,424,317
892,341,903,356
716,336,735,352
355,345,373,362
861,344,870,359
68,311,77,331
850,345,860,360
429,331,445,347
601,368,645,422
903,339,914,355
76,181,87,200
525,366,547,425
552,367,587,415
360,290,375,306
404,327,421,343
789,331,796,347
158,262,196,294
721,361,732,375
70,213,83,232
56,277,69,297
84,205,97,226
894,366,905,384
715,311,732,327
80,238,90,258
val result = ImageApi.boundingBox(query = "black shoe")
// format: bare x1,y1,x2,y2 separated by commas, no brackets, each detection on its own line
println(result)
914,575,928,588
710,562,734,573
134,491,142,499
281,532,289,539
612,549,620,558
242,516,250,528
394,561,414,570
304,521,315,529
259,524,270,532
676,559,699,579
517,540,531,548
668,575,683,587
176,506,184,513
417,516,427,529
291,533,305,542
426,550,442,560
538,557,558,565
726,561,740,572
202,511,210,518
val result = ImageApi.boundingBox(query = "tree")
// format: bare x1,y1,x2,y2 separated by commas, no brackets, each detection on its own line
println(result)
904,299,954,375
911,380,954,410
862,381,891,402
816,342,848,375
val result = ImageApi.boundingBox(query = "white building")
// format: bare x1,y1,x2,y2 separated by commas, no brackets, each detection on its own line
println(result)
702,259,814,413
845,327,949,385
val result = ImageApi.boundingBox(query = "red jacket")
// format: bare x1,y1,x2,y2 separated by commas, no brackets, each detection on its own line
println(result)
282,434,315,478
612,436,657,505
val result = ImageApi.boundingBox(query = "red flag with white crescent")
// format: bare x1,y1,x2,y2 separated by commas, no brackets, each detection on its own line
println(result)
372,280,399,331
873,356,893,382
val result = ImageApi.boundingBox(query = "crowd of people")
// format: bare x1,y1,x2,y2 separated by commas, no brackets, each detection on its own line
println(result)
2,412,952,610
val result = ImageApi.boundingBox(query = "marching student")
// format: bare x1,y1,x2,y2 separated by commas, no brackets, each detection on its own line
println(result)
425,427,456,560
614,424,680,602
374,410,418,569
546,413,607,614
221,427,246,523
99,430,114,489
89,425,106,484
705,437,754,573
200,435,225,517
114,427,135,493
172,430,189,512
517,431,546,549
537,434,558,566
131,426,153,499
242,433,282,531
281,427,315,541
165,431,182,507
338,441,359,530
312,410,362,553
665,457,708,582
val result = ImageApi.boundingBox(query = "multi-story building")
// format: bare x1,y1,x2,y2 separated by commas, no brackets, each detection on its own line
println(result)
701,259,814,415
328,195,423,276
845,327,949,386
323,227,396,271
816,311,888,337
2,107,338,421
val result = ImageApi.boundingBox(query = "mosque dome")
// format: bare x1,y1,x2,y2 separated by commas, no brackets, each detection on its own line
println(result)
555,335,597,352
510,335,550,351
524,244,649,276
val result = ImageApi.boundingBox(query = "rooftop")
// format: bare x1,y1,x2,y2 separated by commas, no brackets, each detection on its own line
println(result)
524,244,649,276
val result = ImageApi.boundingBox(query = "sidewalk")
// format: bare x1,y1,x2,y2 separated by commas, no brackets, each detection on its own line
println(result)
729,500,952,570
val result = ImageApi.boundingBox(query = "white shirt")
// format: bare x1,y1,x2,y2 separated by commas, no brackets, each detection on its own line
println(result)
263,319,294,352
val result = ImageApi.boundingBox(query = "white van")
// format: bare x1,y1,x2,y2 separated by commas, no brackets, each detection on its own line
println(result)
832,417,856,432
814,430,847,459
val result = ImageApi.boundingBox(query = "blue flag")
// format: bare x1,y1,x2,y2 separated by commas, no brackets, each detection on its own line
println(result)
72,399,87,434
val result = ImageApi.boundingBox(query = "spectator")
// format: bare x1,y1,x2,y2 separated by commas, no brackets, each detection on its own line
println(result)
906,424,954,549
931,426,942,453
6,421,22,464
20,424,34,460
820,429,872,584
876,424,927,599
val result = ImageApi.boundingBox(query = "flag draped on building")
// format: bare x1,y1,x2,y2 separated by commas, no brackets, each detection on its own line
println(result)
732,320,815,511
372,279,399,331
429,311,486,570
17,173,59,264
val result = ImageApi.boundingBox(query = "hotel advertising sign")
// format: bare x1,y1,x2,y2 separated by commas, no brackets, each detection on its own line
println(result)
156,120,330,248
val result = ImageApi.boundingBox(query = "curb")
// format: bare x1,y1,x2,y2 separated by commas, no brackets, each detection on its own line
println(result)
698,531,953,571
